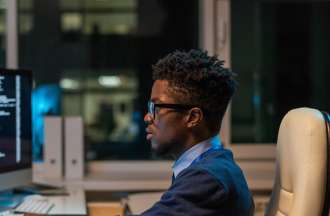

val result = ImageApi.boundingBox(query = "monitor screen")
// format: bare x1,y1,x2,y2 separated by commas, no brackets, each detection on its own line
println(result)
0,69,32,176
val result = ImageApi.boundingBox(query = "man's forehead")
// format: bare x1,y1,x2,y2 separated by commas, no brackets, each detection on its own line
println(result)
151,80,176,103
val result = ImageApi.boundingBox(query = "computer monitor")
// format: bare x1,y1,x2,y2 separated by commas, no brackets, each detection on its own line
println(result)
0,68,32,191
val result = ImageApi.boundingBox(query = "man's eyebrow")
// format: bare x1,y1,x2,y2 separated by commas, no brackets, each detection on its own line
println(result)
150,98,162,103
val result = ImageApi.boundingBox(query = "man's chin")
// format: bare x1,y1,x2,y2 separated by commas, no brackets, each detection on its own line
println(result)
151,140,170,156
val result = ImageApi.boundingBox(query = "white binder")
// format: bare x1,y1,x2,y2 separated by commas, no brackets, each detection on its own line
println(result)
44,116,63,179
64,117,84,179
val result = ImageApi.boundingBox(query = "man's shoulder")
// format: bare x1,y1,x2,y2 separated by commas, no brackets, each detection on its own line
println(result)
192,148,240,177
167,150,254,216
175,162,227,188
137,149,254,216
177,148,248,192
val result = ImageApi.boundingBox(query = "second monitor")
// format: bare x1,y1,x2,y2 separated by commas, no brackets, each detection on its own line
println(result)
0,68,32,191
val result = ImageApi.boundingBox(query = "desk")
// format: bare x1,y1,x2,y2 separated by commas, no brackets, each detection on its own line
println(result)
45,187,86,215
32,161,273,215
88,202,124,216
33,161,274,192
0,187,87,216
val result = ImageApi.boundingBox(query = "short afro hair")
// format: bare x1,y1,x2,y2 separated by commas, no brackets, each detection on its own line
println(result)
152,49,237,131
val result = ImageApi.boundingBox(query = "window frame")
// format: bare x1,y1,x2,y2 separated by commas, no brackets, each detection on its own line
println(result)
202,0,276,160
6,0,18,68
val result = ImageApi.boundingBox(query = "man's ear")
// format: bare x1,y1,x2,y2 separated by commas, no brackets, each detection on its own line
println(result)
186,108,203,128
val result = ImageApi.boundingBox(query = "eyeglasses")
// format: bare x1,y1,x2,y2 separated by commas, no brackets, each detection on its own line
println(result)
147,100,197,119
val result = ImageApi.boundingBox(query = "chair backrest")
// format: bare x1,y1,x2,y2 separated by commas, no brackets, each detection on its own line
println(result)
265,108,330,216
320,111,330,216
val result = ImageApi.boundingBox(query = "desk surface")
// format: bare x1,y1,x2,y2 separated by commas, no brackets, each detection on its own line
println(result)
45,187,86,215
0,187,87,216
33,161,274,192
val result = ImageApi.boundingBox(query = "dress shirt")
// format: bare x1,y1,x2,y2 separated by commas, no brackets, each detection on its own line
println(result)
172,135,222,178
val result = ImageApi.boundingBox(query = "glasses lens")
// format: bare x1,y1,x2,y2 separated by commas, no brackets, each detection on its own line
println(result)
148,101,154,116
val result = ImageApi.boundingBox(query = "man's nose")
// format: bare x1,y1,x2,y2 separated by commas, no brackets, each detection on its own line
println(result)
144,113,153,124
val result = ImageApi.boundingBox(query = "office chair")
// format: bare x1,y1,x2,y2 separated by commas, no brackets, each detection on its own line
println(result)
265,108,330,216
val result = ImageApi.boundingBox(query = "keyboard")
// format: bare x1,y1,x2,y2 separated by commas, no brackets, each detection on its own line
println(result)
14,198,54,215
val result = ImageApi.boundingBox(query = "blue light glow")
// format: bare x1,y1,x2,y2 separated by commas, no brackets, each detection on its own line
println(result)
32,84,61,161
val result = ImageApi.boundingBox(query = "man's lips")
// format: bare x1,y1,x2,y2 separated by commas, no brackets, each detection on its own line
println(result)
146,128,153,140
146,134,153,140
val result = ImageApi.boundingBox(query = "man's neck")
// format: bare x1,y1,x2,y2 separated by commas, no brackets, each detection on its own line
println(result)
172,133,217,160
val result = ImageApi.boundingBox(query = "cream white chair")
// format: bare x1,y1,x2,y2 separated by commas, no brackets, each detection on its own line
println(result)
265,108,330,216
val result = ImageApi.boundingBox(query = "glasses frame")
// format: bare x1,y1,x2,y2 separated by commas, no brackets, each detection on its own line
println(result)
147,100,197,119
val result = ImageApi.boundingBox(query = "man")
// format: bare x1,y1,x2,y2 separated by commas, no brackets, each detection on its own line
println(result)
140,49,254,215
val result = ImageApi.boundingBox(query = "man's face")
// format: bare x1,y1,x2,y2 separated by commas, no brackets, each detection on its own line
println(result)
144,80,188,156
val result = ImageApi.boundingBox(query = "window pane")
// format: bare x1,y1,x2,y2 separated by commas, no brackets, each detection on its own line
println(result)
18,0,199,160
19,14,33,33
231,1,330,143
18,0,32,11
84,0,137,10
60,0,137,10
83,13,137,34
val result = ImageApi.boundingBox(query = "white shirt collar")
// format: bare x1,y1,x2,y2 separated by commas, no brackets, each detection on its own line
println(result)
172,135,221,178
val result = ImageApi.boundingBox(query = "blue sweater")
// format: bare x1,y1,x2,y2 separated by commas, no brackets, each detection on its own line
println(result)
135,148,254,216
